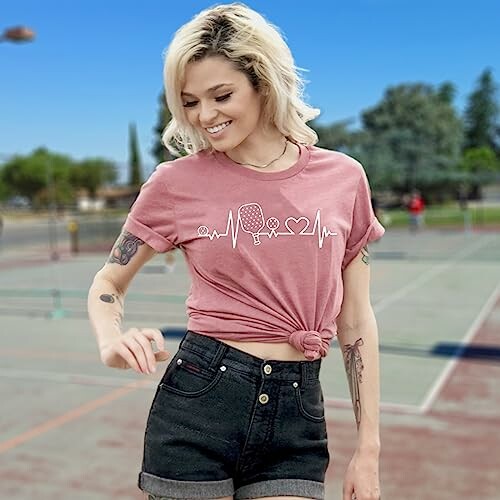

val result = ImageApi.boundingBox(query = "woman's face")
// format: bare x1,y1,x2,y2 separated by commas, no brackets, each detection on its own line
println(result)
181,56,265,152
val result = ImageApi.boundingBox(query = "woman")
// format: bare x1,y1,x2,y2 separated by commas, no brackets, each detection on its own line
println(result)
87,3,384,500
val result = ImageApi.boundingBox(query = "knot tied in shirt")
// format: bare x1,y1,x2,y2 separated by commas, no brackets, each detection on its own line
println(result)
289,329,332,361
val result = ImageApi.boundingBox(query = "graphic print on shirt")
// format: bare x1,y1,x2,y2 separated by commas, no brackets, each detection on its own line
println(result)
196,202,337,249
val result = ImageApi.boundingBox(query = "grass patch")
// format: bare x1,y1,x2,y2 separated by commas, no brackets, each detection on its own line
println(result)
382,205,500,227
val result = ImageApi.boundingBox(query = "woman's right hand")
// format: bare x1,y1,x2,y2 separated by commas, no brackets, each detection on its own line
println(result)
99,327,171,374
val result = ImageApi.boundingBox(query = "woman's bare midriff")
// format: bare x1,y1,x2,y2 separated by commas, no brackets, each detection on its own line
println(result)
219,338,309,361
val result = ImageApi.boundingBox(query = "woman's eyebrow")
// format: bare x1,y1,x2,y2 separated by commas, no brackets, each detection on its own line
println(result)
181,83,232,97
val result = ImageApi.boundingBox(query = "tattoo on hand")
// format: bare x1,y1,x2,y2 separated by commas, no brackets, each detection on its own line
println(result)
343,337,364,429
361,245,370,265
108,231,144,265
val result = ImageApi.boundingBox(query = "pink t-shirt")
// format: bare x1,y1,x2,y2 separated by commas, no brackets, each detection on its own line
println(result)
123,143,385,360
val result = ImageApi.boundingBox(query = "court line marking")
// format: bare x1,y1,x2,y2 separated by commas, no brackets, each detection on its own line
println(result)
0,366,424,418
0,368,156,388
419,279,500,413
373,233,497,314
368,233,499,414
325,396,421,414
0,378,151,454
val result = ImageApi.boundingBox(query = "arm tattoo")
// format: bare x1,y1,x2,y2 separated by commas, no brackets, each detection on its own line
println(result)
99,293,123,308
361,245,370,265
107,231,144,265
99,293,124,330
343,337,364,429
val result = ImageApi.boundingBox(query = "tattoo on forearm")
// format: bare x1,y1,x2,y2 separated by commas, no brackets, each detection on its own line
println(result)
343,337,365,429
107,231,144,265
99,293,123,306
99,293,124,329
361,245,370,265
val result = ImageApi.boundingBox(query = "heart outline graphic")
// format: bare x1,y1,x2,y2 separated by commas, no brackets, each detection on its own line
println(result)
284,216,310,234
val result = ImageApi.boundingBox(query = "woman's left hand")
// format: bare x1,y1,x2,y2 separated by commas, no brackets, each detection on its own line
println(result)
342,448,381,500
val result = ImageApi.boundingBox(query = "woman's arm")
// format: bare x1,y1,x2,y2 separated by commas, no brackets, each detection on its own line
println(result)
336,245,381,453
87,230,168,374
337,247,380,500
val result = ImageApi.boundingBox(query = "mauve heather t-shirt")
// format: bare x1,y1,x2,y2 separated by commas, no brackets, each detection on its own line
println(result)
122,143,385,360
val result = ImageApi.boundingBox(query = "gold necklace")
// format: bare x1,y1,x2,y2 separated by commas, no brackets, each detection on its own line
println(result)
225,138,289,169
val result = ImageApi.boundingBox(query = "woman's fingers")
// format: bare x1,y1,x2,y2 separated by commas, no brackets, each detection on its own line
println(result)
112,327,171,374
141,328,171,364
122,335,149,374
122,328,170,374
114,341,142,373
133,330,158,373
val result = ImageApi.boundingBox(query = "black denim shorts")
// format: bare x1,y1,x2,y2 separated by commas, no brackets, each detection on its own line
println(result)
139,330,330,499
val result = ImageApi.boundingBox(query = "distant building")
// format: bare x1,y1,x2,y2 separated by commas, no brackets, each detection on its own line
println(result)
76,185,139,211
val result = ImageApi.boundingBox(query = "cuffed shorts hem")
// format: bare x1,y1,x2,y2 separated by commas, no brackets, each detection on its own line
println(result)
235,478,324,499
139,471,234,498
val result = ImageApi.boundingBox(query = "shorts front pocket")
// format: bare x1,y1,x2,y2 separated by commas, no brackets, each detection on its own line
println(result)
294,379,326,423
159,349,226,398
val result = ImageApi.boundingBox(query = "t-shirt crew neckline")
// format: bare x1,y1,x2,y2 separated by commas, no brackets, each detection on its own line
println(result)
211,142,310,181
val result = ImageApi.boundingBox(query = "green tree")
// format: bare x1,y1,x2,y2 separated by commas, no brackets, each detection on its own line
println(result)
151,91,177,163
463,68,500,154
359,82,464,198
1,148,74,208
0,169,13,202
436,81,456,105
128,122,143,187
458,146,500,198
70,158,118,199
310,118,355,153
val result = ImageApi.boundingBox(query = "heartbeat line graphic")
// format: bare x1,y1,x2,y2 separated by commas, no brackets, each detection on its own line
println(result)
197,202,338,249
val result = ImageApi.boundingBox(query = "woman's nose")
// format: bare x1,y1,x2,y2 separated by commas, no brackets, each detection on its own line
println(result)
198,102,218,125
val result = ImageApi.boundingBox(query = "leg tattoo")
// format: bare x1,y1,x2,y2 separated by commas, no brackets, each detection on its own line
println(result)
343,337,364,429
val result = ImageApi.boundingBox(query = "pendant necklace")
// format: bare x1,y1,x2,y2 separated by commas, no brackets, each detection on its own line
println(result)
226,138,289,169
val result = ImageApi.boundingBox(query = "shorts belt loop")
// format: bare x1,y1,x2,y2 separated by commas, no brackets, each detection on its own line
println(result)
300,362,308,387
209,342,228,371
179,330,190,350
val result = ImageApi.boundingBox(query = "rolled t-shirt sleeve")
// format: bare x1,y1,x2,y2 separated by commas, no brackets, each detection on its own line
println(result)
122,164,178,253
342,167,385,270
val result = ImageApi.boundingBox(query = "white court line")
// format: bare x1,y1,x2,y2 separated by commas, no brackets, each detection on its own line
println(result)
370,233,499,413
0,368,424,415
324,396,422,415
373,233,497,314
419,280,500,413
0,368,157,389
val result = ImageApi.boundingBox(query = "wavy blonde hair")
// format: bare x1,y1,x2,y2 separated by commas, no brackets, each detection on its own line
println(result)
161,2,320,156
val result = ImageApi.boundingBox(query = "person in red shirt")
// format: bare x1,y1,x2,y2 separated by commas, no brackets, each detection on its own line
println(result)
407,190,425,232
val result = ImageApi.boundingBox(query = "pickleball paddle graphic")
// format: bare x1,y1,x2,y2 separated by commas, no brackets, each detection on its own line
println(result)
238,203,265,245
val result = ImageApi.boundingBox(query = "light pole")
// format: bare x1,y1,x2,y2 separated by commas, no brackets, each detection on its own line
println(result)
2,24,66,318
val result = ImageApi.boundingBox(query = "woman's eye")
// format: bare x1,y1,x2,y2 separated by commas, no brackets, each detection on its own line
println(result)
215,93,232,102
183,101,198,108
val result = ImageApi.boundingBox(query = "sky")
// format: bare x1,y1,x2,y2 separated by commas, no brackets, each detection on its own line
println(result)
1,0,499,182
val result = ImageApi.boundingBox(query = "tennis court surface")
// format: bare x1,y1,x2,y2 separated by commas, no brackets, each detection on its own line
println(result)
0,227,499,499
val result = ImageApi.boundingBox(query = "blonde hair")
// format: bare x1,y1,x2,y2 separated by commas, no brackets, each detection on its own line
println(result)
161,2,320,156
